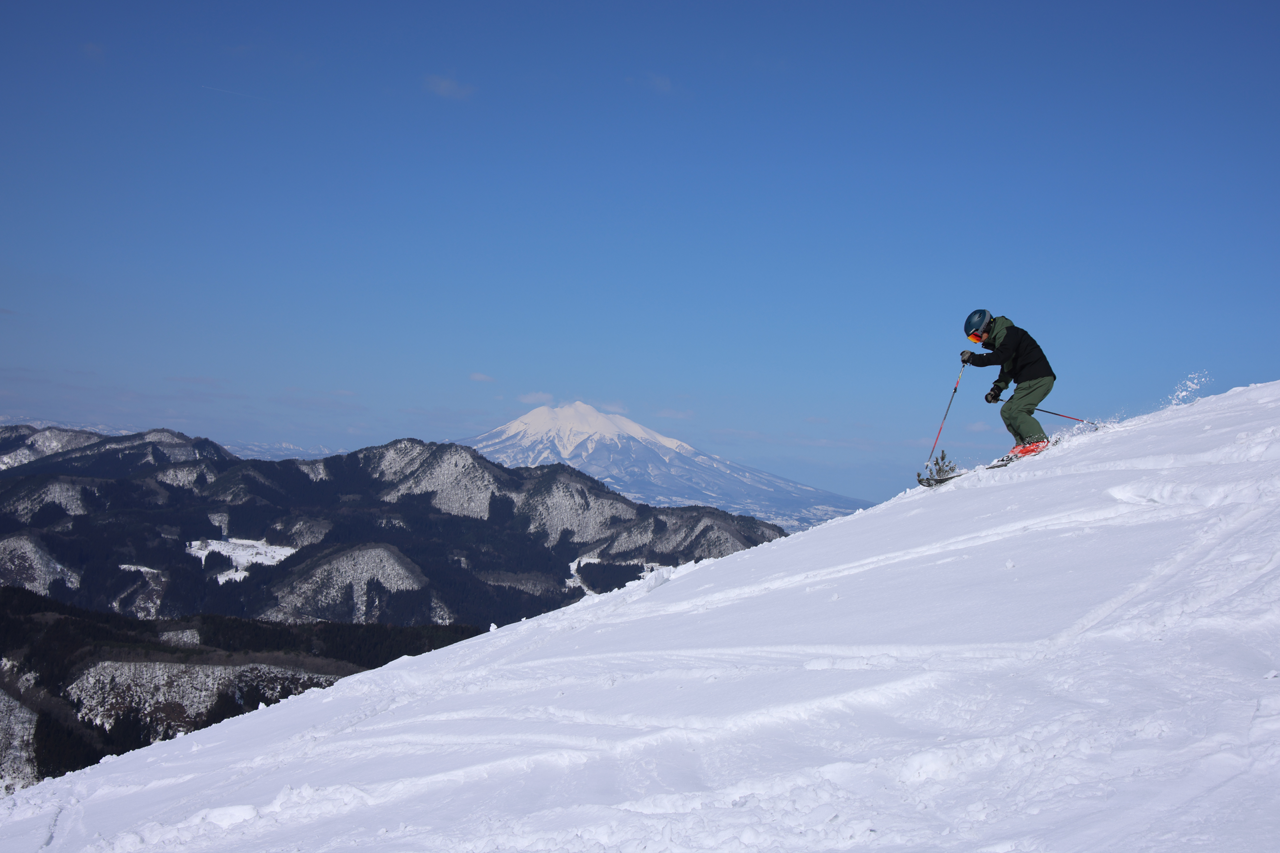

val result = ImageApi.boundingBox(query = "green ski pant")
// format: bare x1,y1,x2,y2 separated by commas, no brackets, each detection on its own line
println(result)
1001,376,1055,445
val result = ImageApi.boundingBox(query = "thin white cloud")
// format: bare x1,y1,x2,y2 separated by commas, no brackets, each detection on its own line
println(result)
518,392,553,405
470,373,495,383
425,74,475,100
625,73,678,96
648,74,673,94
599,401,628,414
656,408,693,420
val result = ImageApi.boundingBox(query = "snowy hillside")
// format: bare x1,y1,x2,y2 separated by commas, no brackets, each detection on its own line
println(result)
3,382,1280,852
460,402,870,531
220,440,342,461
0,425,103,471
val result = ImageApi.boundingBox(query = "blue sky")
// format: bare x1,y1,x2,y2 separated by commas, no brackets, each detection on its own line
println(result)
2,1,1277,503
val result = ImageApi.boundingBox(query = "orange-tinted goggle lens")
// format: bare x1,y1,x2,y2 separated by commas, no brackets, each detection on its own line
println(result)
967,331,983,343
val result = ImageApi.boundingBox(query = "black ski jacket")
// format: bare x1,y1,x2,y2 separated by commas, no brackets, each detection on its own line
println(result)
968,316,1055,391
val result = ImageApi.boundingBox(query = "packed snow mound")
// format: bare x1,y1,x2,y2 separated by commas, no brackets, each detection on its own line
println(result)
3,383,1280,852
461,402,870,531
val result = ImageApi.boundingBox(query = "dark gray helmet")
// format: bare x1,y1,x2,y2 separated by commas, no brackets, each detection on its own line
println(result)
964,309,992,341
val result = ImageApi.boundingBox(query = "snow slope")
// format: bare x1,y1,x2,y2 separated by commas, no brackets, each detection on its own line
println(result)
460,402,870,531
3,383,1280,852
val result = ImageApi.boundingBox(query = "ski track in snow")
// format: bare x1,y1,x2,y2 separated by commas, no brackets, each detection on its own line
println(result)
3,384,1280,851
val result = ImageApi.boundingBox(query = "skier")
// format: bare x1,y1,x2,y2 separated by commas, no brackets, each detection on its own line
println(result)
960,309,1056,459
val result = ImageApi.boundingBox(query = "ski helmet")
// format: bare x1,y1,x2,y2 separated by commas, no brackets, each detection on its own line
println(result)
964,309,992,341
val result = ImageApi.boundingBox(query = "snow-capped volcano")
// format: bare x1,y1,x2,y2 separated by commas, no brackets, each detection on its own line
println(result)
458,402,870,530
474,401,698,461
5,381,1279,851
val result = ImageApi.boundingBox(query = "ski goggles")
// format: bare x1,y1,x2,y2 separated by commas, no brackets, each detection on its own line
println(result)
967,331,984,343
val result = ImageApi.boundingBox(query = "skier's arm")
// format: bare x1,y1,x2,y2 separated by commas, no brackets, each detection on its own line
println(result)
967,330,1017,371
968,332,1017,392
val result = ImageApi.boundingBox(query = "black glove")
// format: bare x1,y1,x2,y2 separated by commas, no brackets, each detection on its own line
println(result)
985,387,1002,404
961,350,974,364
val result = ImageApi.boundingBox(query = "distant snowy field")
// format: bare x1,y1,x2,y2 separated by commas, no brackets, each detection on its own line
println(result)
186,538,296,584
3,382,1279,852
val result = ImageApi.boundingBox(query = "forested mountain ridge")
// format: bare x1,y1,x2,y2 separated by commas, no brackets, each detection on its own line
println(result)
0,426,784,630
0,586,480,793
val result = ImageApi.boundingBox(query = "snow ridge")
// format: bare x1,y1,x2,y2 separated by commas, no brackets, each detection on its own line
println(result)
262,544,427,624
3,382,1280,851
0,427,103,471
0,534,80,594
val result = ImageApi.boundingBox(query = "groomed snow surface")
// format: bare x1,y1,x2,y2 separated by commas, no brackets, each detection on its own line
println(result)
4,382,1280,852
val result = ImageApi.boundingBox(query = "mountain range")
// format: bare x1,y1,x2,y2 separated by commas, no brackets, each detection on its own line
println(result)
0,419,340,463
459,402,871,531
0,426,782,631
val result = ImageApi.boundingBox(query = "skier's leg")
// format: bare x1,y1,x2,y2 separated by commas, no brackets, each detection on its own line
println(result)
1001,377,1055,445
999,405,1024,445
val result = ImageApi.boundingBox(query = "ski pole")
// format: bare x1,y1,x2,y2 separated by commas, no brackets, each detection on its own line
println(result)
1034,407,1098,425
994,398,1099,426
925,364,965,467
